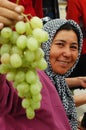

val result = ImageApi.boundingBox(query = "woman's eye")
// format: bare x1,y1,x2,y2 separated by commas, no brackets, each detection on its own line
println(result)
57,43,64,46
71,46,78,50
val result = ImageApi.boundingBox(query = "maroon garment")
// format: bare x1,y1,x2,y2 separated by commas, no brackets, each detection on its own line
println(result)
66,0,86,54
0,71,72,130
10,0,43,18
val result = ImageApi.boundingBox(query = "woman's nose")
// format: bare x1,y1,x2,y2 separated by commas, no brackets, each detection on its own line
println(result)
63,47,71,57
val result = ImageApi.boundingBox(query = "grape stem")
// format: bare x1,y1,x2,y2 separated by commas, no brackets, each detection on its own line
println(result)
16,0,20,5
16,0,33,23
21,13,33,22
16,0,32,21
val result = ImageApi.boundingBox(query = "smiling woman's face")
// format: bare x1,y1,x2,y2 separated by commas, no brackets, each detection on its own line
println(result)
50,30,78,75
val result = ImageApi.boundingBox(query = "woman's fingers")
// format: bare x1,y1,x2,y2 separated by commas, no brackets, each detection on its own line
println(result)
0,0,25,28
0,0,24,13
0,7,24,21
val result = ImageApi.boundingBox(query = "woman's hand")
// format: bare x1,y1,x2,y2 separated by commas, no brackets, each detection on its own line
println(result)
0,0,24,29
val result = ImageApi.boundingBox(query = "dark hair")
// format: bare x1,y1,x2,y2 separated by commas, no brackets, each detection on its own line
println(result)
55,22,80,44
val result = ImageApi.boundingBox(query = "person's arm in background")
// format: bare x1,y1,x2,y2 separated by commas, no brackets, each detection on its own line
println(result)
65,77,86,89
65,77,86,107
0,0,24,29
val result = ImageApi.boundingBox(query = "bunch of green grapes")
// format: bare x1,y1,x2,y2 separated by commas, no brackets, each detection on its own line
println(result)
0,16,49,119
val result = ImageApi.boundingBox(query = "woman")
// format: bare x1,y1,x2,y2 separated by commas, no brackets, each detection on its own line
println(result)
0,19,83,130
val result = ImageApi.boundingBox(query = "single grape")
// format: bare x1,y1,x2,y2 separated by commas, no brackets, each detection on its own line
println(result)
25,70,37,84
24,50,35,62
10,31,19,44
35,48,44,60
0,64,11,74
1,27,12,39
30,16,43,29
32,28,49,43
15,71,25,83
32,93,42,102
22,98,31,109
30,99,41,110
27,37,39,51
10,53,22,68
16,35,27,49
0,44,11,55
17,82,30,97
30,81,42,95
6,71,16,81
15,21,26,34
31,61,38,68
0,35,9,44
1,53,10,64
11,46,22,55
26,107,35,119
37,58,48,70
25,22,32,35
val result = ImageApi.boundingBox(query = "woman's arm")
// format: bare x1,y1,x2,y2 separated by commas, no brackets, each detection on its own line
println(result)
66,77,86,107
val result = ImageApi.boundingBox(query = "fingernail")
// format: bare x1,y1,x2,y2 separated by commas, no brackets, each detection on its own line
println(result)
18,15,24,20
15,6,22,13
0,23,4,29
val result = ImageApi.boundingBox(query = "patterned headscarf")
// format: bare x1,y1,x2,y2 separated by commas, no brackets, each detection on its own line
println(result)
42,19,83,130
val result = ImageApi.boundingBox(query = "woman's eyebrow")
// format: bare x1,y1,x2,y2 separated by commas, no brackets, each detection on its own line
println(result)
71,42,78,45
53,39,66,42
